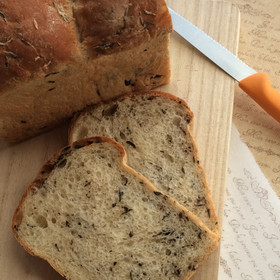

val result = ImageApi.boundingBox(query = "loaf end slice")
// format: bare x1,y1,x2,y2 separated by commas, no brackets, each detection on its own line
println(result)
13,137,219,280
69,91,220,237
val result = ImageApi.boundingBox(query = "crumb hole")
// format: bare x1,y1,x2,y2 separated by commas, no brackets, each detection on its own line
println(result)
161,151,174,163
120,131,126,140
166,249,171,255
60,191,67,198
166,134,173,144
34,215,48,228
172,117,181,126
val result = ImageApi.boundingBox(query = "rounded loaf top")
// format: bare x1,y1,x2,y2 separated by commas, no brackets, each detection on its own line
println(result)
0,0,172,91
0,0,78,90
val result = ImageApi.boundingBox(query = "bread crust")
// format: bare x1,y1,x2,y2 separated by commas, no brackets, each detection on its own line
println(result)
0,0,172,90
73,0,172,57
0,0,172,142
0,0,79,90
12,136,219,280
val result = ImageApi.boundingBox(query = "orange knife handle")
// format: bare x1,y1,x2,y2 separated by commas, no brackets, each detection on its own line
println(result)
239,73,280,123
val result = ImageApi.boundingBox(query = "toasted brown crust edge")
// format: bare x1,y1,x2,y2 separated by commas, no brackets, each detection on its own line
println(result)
68,90,221,238
12,136,219,280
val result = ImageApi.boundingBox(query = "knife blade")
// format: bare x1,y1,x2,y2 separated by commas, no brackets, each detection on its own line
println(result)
169,7,280,123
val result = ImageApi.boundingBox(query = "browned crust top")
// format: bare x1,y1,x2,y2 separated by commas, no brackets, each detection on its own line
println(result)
73,0,172,56
0,0,172,90
0,0,78,89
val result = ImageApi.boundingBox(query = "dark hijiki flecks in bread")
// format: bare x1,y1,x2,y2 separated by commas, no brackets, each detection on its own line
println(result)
12,137,219,280
69,91,220,236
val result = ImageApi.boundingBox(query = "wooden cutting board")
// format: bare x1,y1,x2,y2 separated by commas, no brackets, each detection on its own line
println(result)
161,0,240,279
0,0,240,279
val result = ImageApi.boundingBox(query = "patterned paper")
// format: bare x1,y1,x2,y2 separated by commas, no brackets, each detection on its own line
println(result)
219,125,280,280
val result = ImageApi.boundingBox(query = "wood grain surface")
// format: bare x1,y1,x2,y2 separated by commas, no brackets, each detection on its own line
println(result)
162,1,240,279
0,0,240,279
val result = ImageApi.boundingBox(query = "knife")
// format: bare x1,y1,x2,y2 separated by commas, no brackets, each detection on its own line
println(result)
168,7,280,123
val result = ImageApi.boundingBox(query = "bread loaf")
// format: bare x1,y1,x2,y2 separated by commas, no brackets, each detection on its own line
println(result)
12,137,219,280
69,91,220,236
0,0,172,142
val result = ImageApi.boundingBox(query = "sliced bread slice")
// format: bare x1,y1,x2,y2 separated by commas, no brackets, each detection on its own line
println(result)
12,137,219,280
69,91,220,236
